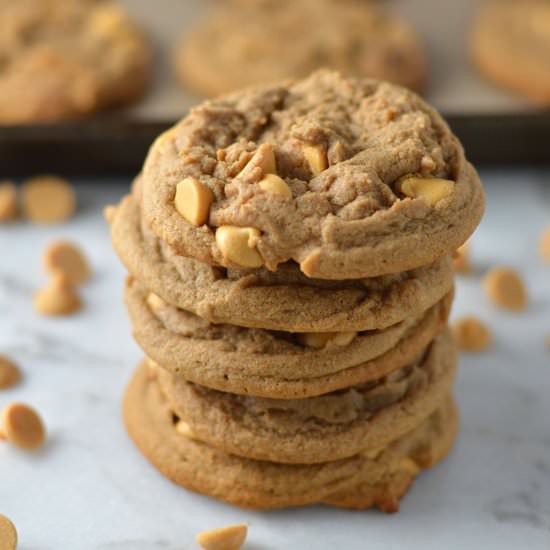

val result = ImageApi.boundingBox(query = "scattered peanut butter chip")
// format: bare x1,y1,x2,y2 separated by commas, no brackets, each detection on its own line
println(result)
21,175,76,224
0,180,18,222
174,177,214,226
0,355,22,390
33,272,82,317
452,316,492,352
303,144,328,176
258,174,292,199
43,241,91,285
453,242,471,274
483,267,528,312
216,226,263,268
0,514,18,550
175,420,198,440
196,524,248,550
1,402,46,450
298,331,357,349
540,226,550,262
398,176,454,206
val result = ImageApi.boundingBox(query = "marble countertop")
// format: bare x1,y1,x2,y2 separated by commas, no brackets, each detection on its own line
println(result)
1,170,549,550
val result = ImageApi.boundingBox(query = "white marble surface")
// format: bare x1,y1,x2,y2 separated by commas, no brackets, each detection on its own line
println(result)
1,171,549,550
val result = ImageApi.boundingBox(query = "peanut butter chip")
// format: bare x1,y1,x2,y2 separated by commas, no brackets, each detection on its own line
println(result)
43,241,91,285
399,176,454,206
174,177,214,226
237,143,276,179
216,226,263,268
0,181,18,222
452,316,492,352
453,242,471,274
258,174,292,198
298,331,357,349
483,267,528,312
146,292,166,314
303,145,328,176
196,524,248,550
1,402,46,450
175,420,198,440
0,355,22,390
21,176,76,224
399,457,420,475
0,514,17,550
33,272,82,317
540,226,550,262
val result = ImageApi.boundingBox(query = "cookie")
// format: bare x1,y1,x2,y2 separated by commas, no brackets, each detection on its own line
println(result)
111,194,455,332
0,0,151,123
140,71,484,279
471,0,550,105
155,329,456,464
176,0,426,97
127,277,452,398
124,361,458,512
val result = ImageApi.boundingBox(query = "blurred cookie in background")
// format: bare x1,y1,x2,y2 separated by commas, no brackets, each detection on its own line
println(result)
471,0,550,105
0,0,152,124
175,0,426,97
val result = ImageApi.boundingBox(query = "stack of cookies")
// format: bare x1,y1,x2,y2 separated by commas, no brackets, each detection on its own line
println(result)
109,71,484,512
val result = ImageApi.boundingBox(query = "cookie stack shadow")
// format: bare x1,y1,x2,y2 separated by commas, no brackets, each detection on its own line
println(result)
108,72,484,512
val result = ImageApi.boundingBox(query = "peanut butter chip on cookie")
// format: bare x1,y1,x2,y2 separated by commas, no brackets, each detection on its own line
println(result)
21,176,76,224
0,181,18,222
258,174,292,198
0,355,22,390
237,143,276,179
43,241,91,285
452,316,492,352
298,331,357,349
0,514,17,550
398,176,454,206
216,226,263,268
303,145,328,176
1,402,46,450
540,226,550,262
33,272,82,316
174,177,214,226
175,420,198,440
196,524,248,550
483,267,528,312
453,242,471,274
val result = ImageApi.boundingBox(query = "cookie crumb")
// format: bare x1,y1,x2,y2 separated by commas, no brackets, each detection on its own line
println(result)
33,272,82,316
483,267,527,312
540,226,550,263
453,242,471,274
43,241,91,285
0,180,18,222
0,355,22,390
196,524,248,550
21,175,76,224
0,514,18,550
1,402,46,450
452,316,492,352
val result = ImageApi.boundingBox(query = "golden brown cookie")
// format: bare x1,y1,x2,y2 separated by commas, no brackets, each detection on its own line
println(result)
140,71,484,279
154,330,457,464
112,194,455,333
127,278,452,398
471,0,550,105
124,360,459,512
176,0,426,97
0,0,151,123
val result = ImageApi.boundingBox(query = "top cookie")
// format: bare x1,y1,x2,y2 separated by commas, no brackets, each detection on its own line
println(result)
0,0,151,123
176,0,426,96
471,0,550,105
141,71,484,280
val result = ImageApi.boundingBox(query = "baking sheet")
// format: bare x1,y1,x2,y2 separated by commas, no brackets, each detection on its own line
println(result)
117,0,537,119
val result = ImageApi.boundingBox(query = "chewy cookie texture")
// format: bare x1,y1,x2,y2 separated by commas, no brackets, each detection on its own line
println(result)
108,71,484,512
